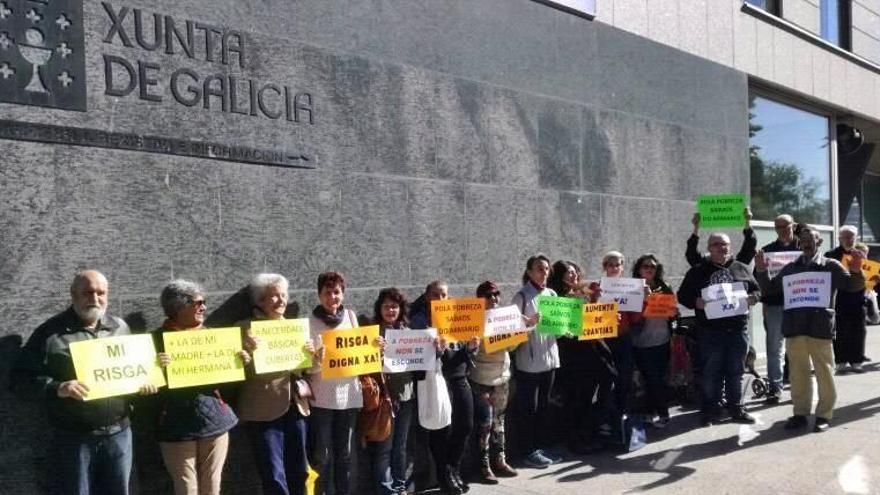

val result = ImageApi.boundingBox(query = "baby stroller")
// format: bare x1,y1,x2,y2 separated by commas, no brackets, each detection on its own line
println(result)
744,346,771,399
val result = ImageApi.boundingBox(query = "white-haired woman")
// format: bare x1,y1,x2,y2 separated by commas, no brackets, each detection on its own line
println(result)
152,280,249,495
238,273,315,495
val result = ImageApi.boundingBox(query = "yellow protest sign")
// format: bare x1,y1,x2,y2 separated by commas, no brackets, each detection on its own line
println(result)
483,331,529,354
643,294,678,318
580,302,619,341
843,254,880,290
70,334,166,401
321,325,381,379
431,298,486,343
250,318,312,374
163,327,246,389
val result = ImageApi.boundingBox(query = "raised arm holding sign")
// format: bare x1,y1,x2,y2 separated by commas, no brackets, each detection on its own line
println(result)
696,194,746,228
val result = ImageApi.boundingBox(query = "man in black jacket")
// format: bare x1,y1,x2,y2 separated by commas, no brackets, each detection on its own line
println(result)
678,233,760,426
759,213,800,404
685,208,757,267
756,227,865,432
11,270,156,495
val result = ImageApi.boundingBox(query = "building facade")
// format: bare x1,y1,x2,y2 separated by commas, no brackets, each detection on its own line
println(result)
0,0,877,492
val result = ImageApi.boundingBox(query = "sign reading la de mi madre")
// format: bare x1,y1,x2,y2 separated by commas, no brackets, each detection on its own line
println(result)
0,0,316,169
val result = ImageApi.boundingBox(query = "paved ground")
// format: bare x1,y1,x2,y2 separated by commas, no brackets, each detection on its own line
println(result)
461,327,880,495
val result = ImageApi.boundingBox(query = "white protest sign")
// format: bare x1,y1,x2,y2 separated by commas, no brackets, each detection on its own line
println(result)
382,328,437,373
766,251,802,279
701,282,750,319
599,277,645,312
783,272,831,310
484,305,527,338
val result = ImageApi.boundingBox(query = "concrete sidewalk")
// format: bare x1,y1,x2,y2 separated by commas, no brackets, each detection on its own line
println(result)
462,328,880,495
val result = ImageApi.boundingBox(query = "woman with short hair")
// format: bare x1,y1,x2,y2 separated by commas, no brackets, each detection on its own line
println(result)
152,280,247,495
306,271,379,495
238,273,314,495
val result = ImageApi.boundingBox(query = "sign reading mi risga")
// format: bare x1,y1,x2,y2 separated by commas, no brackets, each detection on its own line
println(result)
0,0,87,110
100,2,314,125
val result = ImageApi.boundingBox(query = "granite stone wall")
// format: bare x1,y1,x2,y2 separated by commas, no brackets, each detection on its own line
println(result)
0,0,749,492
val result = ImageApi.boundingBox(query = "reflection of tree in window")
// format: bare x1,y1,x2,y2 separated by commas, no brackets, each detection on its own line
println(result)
748,95,831,225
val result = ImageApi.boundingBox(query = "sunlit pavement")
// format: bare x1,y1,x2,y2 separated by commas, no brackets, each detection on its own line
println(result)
465,327,880,495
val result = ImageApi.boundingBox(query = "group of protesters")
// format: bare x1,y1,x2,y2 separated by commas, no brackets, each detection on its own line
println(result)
11,209,880,495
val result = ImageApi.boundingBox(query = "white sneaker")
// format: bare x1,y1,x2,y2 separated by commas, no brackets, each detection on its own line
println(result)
851,363,866,373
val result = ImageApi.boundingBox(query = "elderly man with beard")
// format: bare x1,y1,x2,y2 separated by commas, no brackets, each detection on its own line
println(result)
678,233,760,427
11,269,156,495
756,227,865,432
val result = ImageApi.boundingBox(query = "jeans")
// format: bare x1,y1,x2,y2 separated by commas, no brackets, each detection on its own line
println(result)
699,327,748,413
609,337,634,417
308,407,358,495
763,304,785,393
369,399,414,495
632,342,670,418
246,408,309,495
471,382,509,455
513,369,554,455
52,425,132,495
429,377,474,473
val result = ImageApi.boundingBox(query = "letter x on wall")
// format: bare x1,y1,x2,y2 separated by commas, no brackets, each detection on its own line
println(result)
0,0,86,111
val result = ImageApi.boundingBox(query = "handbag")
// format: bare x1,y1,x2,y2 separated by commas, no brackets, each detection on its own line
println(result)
417,359,452,430
292,377,312,417
359,373,393,442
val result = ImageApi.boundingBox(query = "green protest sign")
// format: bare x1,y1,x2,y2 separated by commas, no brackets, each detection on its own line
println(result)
696,194,746,228
536,295,583,336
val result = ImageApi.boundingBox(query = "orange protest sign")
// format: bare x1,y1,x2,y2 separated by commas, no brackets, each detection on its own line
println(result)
321,325,381,379
843,255,880,290
431,298,486,343
580,302,619,341
643,294,678,318
483,331,529,354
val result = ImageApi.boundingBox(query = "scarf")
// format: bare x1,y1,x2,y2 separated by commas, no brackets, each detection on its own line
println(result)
313,305,346,327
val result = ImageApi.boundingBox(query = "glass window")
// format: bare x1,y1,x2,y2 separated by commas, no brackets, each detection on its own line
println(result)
820,0,851,48
745,0,781,15
749,95,832,226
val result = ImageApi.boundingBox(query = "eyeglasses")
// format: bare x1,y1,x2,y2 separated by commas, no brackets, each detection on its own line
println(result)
187,299,207,307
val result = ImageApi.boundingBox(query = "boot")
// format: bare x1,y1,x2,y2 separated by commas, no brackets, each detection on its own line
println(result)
491,451,518,477
450,465,469,493
480,450,499,484
438,465,462,495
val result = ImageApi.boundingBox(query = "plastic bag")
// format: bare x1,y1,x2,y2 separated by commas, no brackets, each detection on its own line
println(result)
417,360,452,430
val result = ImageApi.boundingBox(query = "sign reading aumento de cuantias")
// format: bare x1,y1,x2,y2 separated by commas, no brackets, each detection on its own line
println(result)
0,1,316,168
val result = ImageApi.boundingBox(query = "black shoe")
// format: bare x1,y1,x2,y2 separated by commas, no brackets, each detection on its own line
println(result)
764,392,780,405
813,417,831,432
439,468,462,495
729,408,756,424
784,415,808,430
450,466,469,493
700,413,717,427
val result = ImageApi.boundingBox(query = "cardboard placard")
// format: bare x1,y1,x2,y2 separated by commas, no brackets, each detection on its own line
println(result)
642,293,678,318
383,328,437,373
701,282,750,319
783,272,832,310
483,331,529,354
321,325,382,379
430,298,486,343
598,277,645,312
696,194,746,228
765,251,802,279
250,318,312,374
580,302,619,340
536,295,583,336
70,334,166,401
163,327,246,389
